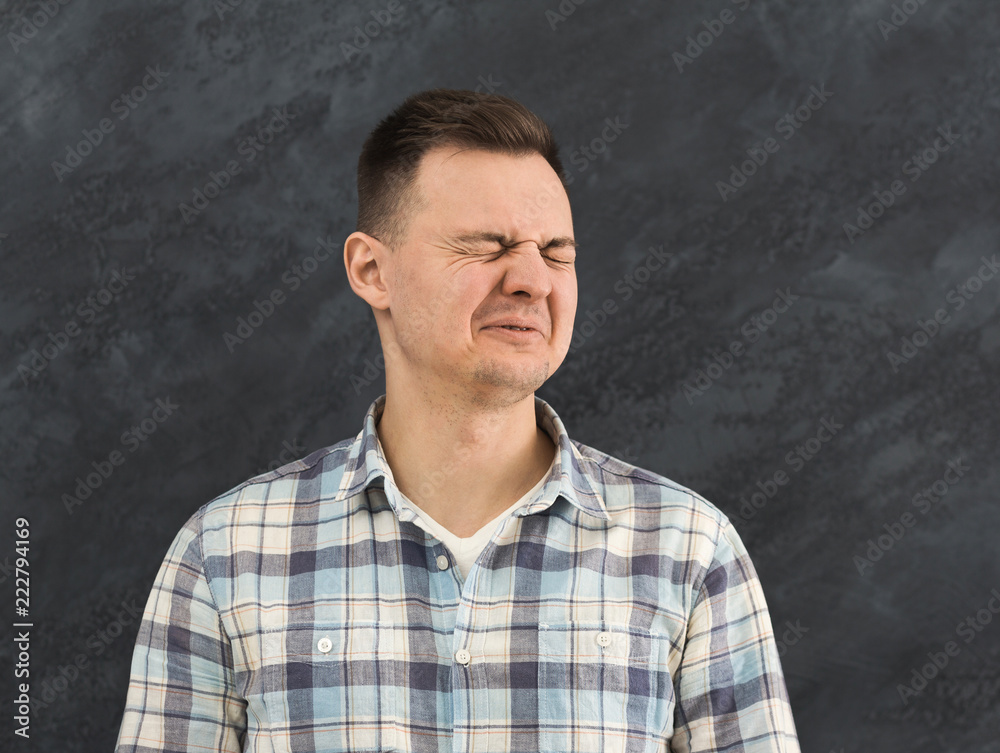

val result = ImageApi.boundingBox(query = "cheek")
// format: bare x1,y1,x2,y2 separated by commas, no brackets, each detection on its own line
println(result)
406,272,474,341
391,271,436,341
566,283,579,310
555,289,578,346
555,281,578,319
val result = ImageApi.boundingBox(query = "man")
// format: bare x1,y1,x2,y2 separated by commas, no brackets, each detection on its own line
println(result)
115,88,800,752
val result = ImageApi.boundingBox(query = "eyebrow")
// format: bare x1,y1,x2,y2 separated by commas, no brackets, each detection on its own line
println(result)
452,231,578,250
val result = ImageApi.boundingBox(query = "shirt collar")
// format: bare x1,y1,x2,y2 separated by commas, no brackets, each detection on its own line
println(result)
334,393,612,523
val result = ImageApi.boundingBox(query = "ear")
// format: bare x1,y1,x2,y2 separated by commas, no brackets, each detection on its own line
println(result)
344,232,391,311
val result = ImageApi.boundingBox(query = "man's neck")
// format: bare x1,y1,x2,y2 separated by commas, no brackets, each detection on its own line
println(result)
375,383,555,538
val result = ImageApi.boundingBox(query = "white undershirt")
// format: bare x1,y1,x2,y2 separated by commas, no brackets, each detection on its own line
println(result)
376,436,553,580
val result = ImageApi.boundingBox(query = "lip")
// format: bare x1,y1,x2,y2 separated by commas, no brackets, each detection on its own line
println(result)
482,318,544,333
483,326,543,340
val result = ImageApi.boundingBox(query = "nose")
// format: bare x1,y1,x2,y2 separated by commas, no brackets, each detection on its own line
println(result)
498,242,554,299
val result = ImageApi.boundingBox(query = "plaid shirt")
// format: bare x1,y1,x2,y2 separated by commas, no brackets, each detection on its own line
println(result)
115,393,799,753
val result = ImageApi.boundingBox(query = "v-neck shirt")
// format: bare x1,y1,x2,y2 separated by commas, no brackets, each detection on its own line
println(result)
376,434,553,580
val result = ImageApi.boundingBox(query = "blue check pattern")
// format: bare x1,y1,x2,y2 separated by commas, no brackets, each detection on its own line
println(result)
115,392,800,752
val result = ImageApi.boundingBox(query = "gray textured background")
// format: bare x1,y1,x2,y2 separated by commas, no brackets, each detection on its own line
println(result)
2,0,999,750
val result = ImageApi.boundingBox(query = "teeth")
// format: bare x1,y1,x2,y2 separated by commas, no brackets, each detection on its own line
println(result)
502,326,529,330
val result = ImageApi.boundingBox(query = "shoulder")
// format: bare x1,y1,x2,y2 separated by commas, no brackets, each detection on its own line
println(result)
569,437,733,552
194,436,357,534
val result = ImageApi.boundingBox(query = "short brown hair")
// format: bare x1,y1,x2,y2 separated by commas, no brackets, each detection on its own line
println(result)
356,88,567,251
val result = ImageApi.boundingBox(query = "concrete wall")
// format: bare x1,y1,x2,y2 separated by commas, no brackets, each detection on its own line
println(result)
2,0,998,749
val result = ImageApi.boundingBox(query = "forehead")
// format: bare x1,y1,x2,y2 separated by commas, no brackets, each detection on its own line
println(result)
411,145,572,236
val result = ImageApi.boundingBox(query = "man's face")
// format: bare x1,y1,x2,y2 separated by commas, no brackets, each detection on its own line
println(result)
377,145,577,407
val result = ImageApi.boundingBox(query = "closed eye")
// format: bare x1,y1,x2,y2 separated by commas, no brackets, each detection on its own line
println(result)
460,242,575,268
510,247,574,265
542,245,576,264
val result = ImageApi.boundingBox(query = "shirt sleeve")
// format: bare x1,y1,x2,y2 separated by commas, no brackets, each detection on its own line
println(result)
670,517,800,752
115,507,248,752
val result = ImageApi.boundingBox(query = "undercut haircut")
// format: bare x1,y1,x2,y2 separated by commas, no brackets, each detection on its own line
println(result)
356,88,567,251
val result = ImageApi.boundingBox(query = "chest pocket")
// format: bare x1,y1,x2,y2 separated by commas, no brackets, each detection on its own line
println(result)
538,623,670,753
260,621,398,753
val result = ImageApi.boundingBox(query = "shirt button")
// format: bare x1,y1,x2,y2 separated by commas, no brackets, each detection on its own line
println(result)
596,632,612,647
436,554,449,570
317,637,333,653
455,649,471,665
